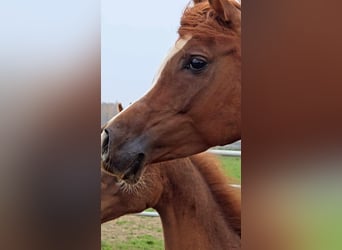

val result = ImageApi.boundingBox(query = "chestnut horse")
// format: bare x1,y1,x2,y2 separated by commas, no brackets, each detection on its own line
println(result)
101,153,241,249
101,0,241,182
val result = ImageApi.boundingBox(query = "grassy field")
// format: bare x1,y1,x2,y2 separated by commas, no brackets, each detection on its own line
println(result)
101,216,164,250
101,155,241,250
101,240,113,250
219,156,241,183
102,235,163,250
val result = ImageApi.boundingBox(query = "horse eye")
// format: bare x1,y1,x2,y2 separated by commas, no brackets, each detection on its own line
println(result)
186,57,207,72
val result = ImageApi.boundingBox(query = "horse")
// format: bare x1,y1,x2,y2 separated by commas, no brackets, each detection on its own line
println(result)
101,152,241,249
101,0,241,183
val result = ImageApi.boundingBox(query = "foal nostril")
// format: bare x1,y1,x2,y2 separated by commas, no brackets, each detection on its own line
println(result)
101,129,110,162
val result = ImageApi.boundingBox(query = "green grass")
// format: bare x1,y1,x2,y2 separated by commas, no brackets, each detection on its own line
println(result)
115,219,134,226
219,156,241,183
101,240,113,250
104,235,164,250
145,208,156,212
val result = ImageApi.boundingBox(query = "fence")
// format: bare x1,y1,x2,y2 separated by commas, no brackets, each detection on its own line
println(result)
136,148,241,217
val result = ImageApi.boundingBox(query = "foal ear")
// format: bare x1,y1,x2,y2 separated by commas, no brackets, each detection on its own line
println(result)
209,0,240,30
117,103,123,113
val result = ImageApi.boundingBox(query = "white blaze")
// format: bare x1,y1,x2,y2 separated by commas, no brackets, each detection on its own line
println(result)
150,36,191,88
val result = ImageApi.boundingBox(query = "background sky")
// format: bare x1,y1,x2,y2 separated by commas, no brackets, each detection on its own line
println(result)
101,0,189,107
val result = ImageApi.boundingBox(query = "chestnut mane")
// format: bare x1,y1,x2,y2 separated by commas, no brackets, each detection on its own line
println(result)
190,153,241,236
179,1,241,39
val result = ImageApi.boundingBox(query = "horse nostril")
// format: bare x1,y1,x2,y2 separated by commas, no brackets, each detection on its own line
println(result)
101,129,110,162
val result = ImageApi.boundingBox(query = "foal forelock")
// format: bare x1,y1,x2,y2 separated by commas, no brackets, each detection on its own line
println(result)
148,1,241,92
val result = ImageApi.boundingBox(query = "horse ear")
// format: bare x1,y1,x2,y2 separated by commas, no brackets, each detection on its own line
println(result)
209,0,240,30
193,0,205,3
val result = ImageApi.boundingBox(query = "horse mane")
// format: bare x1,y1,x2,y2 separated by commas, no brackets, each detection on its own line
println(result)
190,153,241,236
179,1,241,39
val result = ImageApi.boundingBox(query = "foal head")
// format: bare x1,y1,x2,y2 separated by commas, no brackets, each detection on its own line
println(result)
101,162,163,223
101,0,241,182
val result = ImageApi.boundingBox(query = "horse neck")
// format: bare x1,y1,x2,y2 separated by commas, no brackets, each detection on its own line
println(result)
154,156,240,250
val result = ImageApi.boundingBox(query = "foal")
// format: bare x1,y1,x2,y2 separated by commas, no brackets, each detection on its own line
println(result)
101,153,240,250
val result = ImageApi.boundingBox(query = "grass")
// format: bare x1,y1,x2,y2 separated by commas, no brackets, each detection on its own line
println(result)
115,219,134,226
118,235,163,250
145,208,156,212
219,156,241,183
102,235,163,250
101,240,113,250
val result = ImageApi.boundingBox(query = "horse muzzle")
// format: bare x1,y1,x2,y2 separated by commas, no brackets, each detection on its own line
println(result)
100,128,147,184
101,129,110,163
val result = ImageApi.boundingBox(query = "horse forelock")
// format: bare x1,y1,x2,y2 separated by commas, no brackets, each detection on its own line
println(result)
190,153,241,236
179,1,240,39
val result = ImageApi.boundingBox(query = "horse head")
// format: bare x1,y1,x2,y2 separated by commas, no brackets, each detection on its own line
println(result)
101,0,241,183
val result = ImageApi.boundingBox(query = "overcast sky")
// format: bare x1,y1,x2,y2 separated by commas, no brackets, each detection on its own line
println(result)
101,0,189,107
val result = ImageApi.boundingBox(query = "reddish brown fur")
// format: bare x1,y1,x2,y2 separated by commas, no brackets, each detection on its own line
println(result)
190,153,241,236
179,2,239,39
101,153,241,249
101,0,241,193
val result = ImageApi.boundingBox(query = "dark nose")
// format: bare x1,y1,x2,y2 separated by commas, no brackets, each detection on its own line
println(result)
101,129,110,162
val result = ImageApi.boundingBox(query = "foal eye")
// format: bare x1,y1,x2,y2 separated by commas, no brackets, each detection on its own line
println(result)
185,56,208,73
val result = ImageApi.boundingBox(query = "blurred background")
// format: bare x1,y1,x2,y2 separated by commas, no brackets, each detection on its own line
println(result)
1,0,342,249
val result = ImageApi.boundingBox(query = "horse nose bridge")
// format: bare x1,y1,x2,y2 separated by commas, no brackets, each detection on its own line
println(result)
101,102,150,158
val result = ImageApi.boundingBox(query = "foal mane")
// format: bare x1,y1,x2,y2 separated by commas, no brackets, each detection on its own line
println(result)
190,153,241,236
179,1,241,38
